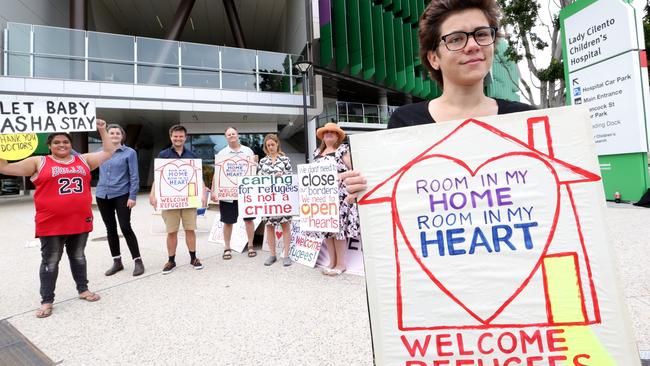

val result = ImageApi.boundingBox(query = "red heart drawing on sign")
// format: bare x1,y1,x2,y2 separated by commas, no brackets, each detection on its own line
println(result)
162,163,196,192
275,230,283,240
393,152,560,324
221,158,252,185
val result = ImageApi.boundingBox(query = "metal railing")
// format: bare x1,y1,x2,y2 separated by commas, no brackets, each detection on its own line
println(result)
319,101,398,126
3,22,307,94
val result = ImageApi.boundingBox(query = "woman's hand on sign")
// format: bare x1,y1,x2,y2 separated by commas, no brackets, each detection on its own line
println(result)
340,170,367,202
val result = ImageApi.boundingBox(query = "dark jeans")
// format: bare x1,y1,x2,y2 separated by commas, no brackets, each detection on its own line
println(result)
39,233,89,304
97,193,141,259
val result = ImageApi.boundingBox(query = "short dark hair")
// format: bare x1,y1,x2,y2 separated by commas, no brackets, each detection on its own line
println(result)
169,124,187,135
418,0,501,87
107,124,126,143
46,132,72,145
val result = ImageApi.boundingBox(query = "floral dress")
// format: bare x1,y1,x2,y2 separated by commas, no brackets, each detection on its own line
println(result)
257,154,293,225
313,143,360,240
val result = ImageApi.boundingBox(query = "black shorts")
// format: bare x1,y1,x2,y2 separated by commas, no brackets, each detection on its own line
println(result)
219,200,254,224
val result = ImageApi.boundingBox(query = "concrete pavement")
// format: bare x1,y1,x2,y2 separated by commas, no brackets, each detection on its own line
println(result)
0,194,373,365
0,194,648,365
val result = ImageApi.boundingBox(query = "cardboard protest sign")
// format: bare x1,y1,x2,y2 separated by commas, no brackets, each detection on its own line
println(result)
316,236,364,276
297,162,339,233
153,158,203,210
208,213,261,253
0,133,38,160
0,97,96,134
213,154,257,200
237,175,299,217
350,106,640,365
261,219,323,267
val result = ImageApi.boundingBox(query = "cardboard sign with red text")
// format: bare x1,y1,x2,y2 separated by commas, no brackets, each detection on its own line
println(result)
349,106,640,365
237,175,299,217
213,154,257,200
153,158,203,210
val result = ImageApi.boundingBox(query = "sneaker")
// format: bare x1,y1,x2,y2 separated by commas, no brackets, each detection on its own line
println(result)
162,261,176,275
282,257,292,267
264,256,277,266
191,258,203,270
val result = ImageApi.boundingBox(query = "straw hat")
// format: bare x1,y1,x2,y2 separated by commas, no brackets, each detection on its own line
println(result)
316,122,346,141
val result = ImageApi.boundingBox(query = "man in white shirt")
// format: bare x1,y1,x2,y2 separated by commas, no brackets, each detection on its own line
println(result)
215,127,257,259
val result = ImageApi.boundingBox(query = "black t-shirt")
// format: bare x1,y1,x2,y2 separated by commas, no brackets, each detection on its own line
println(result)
387,98,535,129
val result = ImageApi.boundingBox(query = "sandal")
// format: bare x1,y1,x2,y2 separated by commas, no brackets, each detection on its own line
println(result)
247,247,257,258
327,268,346,276
78,291,101,302
35,305,53,319
222,249,233,260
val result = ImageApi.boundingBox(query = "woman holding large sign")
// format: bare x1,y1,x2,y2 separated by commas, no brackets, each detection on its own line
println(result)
0,119,113,318
96,124,144,277
343,0,534,195
258,134,294,267
313,123,359,276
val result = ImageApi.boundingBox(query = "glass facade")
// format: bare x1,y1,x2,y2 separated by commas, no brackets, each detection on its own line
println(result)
3,23,305,95
319,101,397,126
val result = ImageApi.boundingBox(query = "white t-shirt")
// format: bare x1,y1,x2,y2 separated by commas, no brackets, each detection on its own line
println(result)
216,144,254,157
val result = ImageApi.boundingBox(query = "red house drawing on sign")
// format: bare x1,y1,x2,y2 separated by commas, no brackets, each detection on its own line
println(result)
359,116,603,330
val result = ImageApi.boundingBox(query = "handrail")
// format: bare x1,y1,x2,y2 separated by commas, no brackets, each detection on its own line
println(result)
3,22,305,94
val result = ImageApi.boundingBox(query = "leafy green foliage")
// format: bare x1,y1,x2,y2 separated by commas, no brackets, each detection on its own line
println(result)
496,0,569,107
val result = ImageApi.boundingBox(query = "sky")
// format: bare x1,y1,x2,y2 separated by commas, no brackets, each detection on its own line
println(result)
516,0,648,105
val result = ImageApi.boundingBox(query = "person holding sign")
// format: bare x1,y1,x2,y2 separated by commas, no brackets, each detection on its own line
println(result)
0,119,113,318
214,127,257,260
342,0,534,197
96,124,144,277
257,134,293,267
149,125,207,274
313,123,360,276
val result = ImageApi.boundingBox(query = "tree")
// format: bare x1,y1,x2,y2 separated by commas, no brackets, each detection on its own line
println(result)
496,0,574,108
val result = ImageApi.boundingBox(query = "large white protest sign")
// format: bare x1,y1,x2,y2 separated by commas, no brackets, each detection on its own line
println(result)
350,106,640,364
0,97,96,135
237,175,299,217
153,158,203,210
297,162,339,233
208,213,261,253
213,154,257,200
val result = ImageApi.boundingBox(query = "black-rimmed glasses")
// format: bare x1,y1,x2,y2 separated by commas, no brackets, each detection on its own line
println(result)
440,26,497,51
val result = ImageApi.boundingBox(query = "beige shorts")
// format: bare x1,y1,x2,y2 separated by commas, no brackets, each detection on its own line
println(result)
161,208,197,233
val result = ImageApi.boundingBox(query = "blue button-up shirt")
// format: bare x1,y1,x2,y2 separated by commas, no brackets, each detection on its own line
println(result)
95,145,140,200
157,146,198,159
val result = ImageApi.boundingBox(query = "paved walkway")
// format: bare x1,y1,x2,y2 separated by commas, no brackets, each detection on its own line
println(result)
0,194,647,365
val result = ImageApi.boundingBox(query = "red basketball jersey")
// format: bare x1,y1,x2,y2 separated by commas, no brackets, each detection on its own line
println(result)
31,155,93,237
